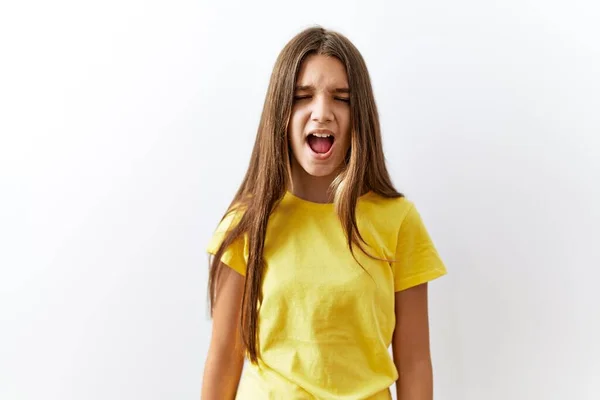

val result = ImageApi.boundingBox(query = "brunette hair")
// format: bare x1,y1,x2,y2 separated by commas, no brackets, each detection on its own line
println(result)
208,26,402,363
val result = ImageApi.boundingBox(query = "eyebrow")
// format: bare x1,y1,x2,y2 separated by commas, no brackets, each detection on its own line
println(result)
295,85,351,94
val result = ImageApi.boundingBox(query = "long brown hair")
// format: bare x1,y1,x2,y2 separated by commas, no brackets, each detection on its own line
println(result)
208,26,403,363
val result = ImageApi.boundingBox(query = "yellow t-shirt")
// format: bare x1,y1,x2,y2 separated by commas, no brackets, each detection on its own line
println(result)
207,190,447,399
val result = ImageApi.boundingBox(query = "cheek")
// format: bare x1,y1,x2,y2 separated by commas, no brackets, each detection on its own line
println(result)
340,137,351,158
339,125,351,151
289,111,308,143
339,113,351,143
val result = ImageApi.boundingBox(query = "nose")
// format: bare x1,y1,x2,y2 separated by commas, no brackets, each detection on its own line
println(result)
311,95,334,123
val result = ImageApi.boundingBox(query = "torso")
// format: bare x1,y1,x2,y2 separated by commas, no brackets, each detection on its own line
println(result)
237,190,409,399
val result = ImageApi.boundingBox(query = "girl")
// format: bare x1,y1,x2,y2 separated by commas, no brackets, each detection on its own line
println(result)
202,26,447,400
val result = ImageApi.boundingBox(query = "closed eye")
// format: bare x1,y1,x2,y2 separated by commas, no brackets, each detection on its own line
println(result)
293,96,350,103
293,96,311,101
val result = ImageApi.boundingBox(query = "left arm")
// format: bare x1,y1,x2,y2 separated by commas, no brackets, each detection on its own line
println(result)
392,282,433,400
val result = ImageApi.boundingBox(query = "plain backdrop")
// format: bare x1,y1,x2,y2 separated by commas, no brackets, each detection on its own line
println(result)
1,1,599,399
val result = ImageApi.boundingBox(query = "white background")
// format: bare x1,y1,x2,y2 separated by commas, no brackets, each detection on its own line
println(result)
1,1,599,399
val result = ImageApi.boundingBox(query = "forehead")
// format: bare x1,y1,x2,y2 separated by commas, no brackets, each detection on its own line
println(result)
295,54,349,90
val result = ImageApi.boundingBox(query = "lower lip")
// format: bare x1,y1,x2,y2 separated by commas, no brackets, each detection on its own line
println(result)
306,139,336,160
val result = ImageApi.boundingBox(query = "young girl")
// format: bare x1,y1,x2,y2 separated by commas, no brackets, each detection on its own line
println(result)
202,26,447,400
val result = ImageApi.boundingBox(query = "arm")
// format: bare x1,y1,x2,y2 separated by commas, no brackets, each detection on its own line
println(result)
201,264,246,400
392,283,434,400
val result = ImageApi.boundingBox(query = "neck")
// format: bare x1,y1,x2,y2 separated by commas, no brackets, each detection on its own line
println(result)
289,161,338,204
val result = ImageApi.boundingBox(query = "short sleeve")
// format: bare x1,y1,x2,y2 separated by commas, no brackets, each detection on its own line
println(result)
392,203,447,292
206,209,248,276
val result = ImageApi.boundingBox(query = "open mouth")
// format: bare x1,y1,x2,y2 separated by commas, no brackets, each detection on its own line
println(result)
306,133,335,154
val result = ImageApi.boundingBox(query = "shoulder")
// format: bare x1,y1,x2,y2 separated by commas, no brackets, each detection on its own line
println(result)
356,193,418,254
214,203,247,234
360,191,416,227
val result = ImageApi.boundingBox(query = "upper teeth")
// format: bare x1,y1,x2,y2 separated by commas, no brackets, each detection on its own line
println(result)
311,133,332,138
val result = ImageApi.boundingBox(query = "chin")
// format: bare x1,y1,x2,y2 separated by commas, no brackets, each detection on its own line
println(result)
302,162,341,178
305,169,333,178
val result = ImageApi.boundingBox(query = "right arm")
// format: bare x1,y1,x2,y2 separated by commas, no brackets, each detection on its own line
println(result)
201,263,246,399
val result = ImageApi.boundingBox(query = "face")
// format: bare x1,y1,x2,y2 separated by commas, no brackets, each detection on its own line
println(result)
288,54,351,178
